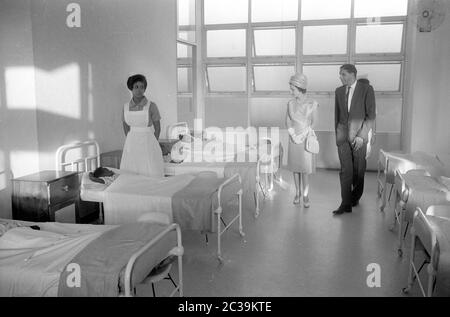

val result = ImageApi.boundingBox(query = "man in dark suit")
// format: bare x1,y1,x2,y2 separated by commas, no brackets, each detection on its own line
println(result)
332,64,376,215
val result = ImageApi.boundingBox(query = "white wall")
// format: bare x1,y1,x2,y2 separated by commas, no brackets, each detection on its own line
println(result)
0,0,40,219
30,0,177,171
403,0,450,156
0,0,177,218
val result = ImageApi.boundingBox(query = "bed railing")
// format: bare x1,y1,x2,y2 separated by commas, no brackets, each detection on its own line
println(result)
214,172,245,263
402,207,439,297
124,223,184,297
55,140,100,172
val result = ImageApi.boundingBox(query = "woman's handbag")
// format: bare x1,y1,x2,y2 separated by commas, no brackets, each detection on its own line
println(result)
305,129,319,154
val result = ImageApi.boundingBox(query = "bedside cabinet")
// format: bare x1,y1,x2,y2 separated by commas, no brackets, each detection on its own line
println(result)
12,171,81,222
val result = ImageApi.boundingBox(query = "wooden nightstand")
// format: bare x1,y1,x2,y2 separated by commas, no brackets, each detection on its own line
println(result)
12,171,81,222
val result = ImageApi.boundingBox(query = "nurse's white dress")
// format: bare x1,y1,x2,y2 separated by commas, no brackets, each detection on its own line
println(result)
120,100,164,178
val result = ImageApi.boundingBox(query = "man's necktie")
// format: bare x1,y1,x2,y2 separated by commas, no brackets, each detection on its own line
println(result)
345,86,350,112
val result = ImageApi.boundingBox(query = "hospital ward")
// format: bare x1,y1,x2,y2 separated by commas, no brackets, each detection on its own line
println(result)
1,0,450,298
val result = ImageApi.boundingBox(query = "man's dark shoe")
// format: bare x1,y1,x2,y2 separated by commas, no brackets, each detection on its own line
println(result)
351,200,359,207
332,205,351,215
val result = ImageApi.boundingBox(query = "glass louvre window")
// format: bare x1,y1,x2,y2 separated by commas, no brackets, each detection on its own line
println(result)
253,65,295,91
204,0,248,25
177,0,196,42
207,66,247,92
178,67,192,93
356,63,402,91
253,28,296,56
354,0,408,18
301,0,351,20
302,64,342,92
303,25,347,55
207,29,246,57
356,24,403,54
251,0,298,23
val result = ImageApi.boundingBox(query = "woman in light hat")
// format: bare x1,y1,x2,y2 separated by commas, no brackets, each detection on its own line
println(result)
286,73,319,207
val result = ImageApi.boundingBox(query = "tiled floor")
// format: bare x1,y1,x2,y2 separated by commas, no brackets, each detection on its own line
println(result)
145,168,424,297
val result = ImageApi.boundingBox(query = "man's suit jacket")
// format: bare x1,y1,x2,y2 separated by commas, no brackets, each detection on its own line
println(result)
334,81,376,146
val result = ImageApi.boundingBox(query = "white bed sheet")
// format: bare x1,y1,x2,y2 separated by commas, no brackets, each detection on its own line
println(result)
102,173,195,225
0,219,114,297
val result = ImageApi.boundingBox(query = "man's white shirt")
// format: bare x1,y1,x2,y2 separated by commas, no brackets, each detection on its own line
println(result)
347,80,357,112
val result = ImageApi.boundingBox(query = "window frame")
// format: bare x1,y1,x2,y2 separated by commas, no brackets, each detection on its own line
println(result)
201,0,408,97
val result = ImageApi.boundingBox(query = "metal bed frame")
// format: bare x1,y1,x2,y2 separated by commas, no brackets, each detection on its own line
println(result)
401,206,450,297
377,149,407,212
391,168,450,257
56,140,245,263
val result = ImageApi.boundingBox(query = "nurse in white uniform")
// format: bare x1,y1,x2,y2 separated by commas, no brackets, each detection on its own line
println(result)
120,74,164,178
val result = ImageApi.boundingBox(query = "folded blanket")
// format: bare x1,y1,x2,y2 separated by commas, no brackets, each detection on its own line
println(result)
224,162,257,213
58,222,172,297
171,172,241,232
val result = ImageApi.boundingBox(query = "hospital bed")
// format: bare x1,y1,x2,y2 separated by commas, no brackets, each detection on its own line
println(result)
377,149,444,212
391,167,450,257
402,205,450,297
164,135,282,218
0,217,183,297
56,140,245,262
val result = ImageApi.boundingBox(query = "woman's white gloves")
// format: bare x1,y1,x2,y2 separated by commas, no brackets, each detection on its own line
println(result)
288,128,304,144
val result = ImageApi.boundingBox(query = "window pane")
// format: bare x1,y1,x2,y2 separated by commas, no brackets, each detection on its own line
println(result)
178,0,196,42
204,0,248,24
178,97,194,128
356,63,401,91
301,0,351,20
207,30,246,57
207,66,247,92
303,25,347,55
354,0,407,18
254,28,296,56
356,24,403,54
252,0,298,22
254,65,295,91
178,67,192,92
302,64,342,91
177,43,193,59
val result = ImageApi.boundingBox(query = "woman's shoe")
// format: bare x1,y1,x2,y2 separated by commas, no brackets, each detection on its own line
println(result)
293,195,300,205
303,195,310,208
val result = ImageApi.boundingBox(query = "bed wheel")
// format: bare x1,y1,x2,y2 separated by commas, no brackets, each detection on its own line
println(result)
217,255,224,264
397,248,403,257
402,287,410,294
239,230,245,237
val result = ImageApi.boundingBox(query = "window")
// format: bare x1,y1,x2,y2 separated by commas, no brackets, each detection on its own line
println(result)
254,65,295,92
301,0,351,20
207,29,246,57
204,0,248,25
207,66,247,92
177,0,196,43
355,63,402,91
302,64,342,92
356,24,403,54
354,0,408,18
303,25,348,55
178,67,193,93
253,28,296,57
251,0,298,22
203,0,407,94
